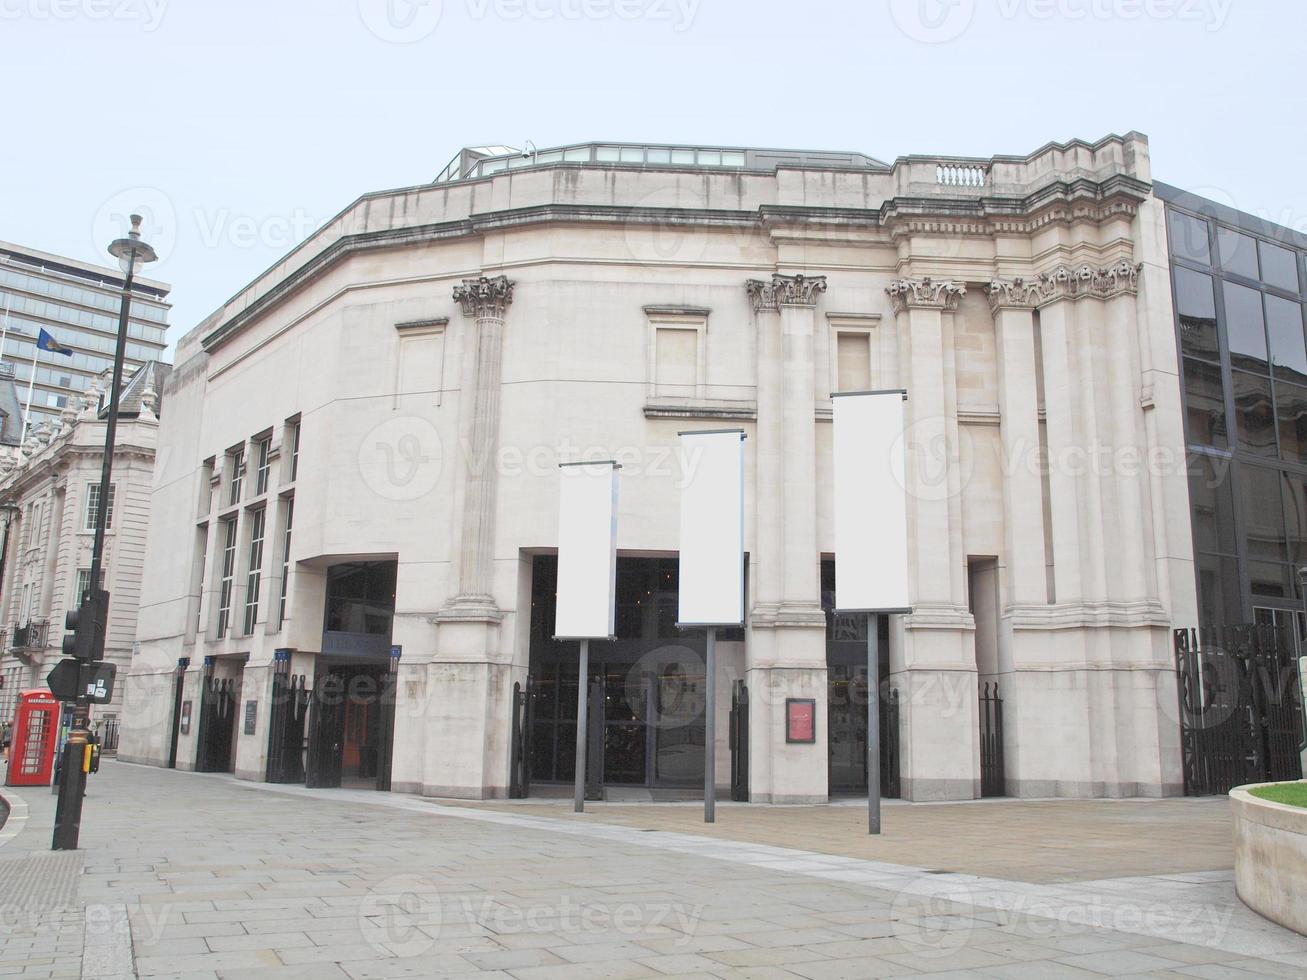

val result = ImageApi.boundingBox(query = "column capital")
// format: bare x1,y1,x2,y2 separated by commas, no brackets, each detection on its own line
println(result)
746,273,828,312
886,277,966,314
1034,261,1142,305
985,277,1044,313
453,275,515,319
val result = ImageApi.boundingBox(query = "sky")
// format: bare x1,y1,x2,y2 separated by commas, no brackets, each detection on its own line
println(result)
1,0,1303,351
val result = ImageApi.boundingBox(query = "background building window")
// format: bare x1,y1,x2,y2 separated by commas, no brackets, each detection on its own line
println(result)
654,326,698,399
287,421,300,483
84,484,115,532
836,331,872,392
74,568,91,604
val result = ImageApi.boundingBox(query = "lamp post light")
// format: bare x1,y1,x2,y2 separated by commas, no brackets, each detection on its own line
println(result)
51,214,156,851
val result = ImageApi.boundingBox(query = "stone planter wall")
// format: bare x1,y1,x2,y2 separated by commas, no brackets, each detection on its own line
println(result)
1231,782,1307,936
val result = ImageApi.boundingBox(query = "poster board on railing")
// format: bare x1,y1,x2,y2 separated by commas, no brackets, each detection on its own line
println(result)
554,461,620,640
677,429,745,627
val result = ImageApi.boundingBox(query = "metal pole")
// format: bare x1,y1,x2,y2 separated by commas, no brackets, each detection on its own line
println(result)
867,613,881,835
705,627,716,824
52,255,136,851
573,638,589,813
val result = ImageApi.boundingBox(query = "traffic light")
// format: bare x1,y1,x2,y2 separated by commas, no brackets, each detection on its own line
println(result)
63,589,110,662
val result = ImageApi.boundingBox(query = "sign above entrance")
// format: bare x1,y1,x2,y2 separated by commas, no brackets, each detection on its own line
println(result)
832,391,911,613
554,460,621,640
676,430,745,627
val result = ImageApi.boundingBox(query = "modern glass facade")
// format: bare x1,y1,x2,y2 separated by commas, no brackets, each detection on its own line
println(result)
1161,183,1307,638
0,241,169,429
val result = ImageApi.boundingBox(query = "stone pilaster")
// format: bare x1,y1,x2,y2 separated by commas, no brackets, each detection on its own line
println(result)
743,273,829,804
887,277,978,801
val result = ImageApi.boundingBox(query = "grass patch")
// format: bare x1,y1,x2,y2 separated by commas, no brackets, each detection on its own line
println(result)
1249,782,1307,809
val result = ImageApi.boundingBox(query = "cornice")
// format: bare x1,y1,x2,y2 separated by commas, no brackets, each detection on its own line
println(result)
886,277,966,314
452,275,515,320
195,173,1152,353
746,273,828,311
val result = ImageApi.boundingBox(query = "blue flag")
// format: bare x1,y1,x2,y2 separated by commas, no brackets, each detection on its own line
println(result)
37,328,73,357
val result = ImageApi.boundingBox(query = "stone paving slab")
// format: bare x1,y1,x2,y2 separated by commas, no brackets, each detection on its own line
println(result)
1,762,1304,978
442,796,1236,885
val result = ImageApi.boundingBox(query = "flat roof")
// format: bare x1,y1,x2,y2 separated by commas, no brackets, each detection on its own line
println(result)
0,239,172,299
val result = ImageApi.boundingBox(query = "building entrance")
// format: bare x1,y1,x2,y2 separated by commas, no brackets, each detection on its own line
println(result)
822,560,899,798
525,555,715,795
305,663,392,789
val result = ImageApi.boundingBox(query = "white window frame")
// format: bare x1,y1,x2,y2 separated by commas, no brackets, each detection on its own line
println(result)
243,508,266,636
278,495,294,629
83,484,116,532
254,437,272,496
216,517,238,638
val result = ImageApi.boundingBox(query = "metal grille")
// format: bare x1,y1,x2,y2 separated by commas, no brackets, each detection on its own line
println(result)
979,682,1005,797
1174,624,1304,795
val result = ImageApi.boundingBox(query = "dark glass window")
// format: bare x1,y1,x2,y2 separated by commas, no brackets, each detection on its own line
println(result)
325,561,397,635
1195,552,1242,626
1259,240,1300,293
1169,210,1211,265
1277,381,1307,465
1243,465,1287,561
1233,371,1275,456
1187,454,1237,555
1175,267,1219,359
1249,560,1292,599
1285,476,1307,567
1218,227,1259,279
1183,357,1227,448
1224,281,1267,372
1266,295,1307,383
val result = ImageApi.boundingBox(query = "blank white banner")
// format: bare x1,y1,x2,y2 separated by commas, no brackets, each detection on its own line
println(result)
555,461,620,639
833,391,911,612
678,430,745,626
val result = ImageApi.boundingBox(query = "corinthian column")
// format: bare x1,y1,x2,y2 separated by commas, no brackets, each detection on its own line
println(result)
441,275,514,620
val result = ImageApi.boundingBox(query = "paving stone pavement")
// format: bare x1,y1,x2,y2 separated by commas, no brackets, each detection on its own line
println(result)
0,761,1304,979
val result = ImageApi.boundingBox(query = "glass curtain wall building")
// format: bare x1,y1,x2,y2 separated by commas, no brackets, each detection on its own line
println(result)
1161,183,1307,640
0,240,170,428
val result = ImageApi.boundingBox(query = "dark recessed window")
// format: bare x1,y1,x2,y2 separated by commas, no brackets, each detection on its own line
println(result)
1233,370,1275,456
1183,357,1227,448
1266,294,1307,383
1187,454,1237,555
1243,465,1287,561
1217,227,1259,279
1169,210,1211,265
1284,477,1307,567
1224,280,1267,372
1175,267,1218,360
1259,240,1300,293
1277,381,1307,465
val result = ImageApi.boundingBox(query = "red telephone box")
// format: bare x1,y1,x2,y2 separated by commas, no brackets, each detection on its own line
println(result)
5,689,61,787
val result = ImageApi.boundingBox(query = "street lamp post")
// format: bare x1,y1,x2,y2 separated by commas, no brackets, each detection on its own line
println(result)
51,215,156,851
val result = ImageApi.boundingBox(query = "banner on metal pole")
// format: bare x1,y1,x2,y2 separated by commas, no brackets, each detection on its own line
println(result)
677,429,745,627
832,390,911,613
554,461,620,640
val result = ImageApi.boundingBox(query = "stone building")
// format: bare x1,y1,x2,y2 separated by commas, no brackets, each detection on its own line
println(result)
0,362,169,726
119,134,1199,802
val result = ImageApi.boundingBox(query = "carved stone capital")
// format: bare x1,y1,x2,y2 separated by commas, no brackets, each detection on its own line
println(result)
986,277,1044,313
453,275,515,319
746,273,828,311
1036,261,1142,304
886,277,966,314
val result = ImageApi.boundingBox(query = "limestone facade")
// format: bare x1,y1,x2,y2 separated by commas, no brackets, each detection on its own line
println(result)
119,134,1196,801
